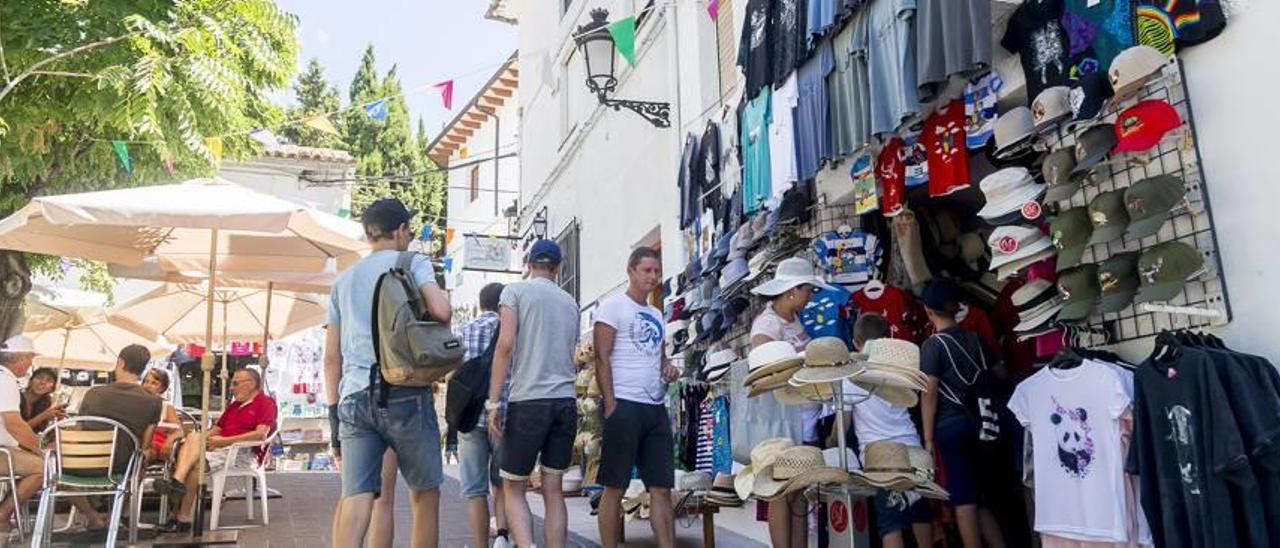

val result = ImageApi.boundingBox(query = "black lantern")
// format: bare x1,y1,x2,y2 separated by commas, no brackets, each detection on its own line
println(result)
574,9,671,128
531,207,548,240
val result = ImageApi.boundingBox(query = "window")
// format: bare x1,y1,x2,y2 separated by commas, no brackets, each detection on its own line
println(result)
554,221,580,305
716,0,737,99
469,166,480,202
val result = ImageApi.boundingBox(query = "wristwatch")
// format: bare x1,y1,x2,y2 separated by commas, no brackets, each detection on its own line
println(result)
484,400,502,411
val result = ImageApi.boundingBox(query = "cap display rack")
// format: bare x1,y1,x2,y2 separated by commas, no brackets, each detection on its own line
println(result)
1042,58,1231,345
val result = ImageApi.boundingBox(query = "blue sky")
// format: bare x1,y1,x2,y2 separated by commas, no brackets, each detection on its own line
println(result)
275,0,517,140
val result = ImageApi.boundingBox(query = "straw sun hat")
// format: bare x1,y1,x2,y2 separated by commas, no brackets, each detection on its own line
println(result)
853,441,948,500
744,341,804,397
734,438,794,501
792,337,863,384
850,338,926,408
753,446,857,501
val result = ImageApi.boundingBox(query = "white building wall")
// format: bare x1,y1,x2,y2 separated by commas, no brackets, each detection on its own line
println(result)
219,158,351,215
444,98,522,319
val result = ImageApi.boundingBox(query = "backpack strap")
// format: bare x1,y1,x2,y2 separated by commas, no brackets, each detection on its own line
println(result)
370,269,390,408
396,251,431,321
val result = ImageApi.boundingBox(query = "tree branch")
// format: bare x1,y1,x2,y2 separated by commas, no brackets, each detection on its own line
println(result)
0,1,11,84
29,70,98,79
0,31,139,103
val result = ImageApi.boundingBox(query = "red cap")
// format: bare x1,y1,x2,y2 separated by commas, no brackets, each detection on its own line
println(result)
1113,100,1181,153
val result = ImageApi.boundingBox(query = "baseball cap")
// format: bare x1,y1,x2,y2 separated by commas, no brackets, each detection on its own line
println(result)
1087,189,1130,245
1050,207,1093,272
1032,86,1072,132
526,239,563,266
994,106,1037,159
919,279,960,314
360,197,417,237
1067,70,1115,129
0,336,36,355
1109,45,1170,99
1135,241,1205,304
1097,252,1141,314
1113,100,1181,154
1124,175,1188,240
1057,264,1101,322
1072,124,1117,175
1042,148,1086,203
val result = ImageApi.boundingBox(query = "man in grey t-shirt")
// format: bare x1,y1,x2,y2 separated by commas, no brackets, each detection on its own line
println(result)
486,239,579,548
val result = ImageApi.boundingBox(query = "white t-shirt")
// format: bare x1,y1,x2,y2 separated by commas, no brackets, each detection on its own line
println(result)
750,304,822,442
0,367,21,447
1007,360,1132,542
594,293,666,405
843,381,921,451
768,74,800,199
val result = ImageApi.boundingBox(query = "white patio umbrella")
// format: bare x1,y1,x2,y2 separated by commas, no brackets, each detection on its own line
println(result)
23,284,168,370
23,284,108,333
0,177,366,536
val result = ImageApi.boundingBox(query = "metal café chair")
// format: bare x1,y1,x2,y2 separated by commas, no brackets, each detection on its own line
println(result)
0,446,28,541
30,416,143,547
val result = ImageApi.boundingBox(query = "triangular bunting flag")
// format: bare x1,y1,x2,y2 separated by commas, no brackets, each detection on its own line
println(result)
433,81,455,110
205,137,223,165
110,140,131,174
607,16,637,67
364,99,389,121
445,228,456,248
304,115,342,136
443,256,454,273
250,128,280,148
707,0,719,20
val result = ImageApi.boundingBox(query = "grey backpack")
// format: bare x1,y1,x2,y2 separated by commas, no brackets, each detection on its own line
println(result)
371,252,464,395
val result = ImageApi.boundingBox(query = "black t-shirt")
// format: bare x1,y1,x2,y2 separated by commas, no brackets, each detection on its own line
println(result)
1203,348,1280,544
79,383,164,472
920,326,993,425
738,0,774,98
698,122,721,198
678,133,700,229
20,391,51,425
1127,348,1263,548
1000,0,1071,104
770,0,807,86
1136,0,1226,52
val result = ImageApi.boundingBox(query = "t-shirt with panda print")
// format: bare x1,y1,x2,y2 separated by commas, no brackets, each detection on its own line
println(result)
1008,360,1132,542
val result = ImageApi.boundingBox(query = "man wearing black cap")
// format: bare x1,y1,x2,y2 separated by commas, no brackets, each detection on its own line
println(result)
328,198,453,548
486,239,580,548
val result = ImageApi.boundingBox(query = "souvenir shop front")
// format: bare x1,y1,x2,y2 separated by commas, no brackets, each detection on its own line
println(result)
658,0,1275,546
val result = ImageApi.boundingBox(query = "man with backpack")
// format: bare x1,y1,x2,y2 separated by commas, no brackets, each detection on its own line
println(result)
456,282,508,548
327,198,453,548
485,240,580,548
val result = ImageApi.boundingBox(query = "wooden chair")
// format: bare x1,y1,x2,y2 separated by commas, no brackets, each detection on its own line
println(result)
30,416,142,547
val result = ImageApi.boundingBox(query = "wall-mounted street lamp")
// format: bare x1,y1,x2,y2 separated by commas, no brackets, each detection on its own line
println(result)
574,8,671,128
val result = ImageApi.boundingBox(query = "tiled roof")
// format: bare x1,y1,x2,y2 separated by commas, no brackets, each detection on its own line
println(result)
261,144,355,164
426,54,518,168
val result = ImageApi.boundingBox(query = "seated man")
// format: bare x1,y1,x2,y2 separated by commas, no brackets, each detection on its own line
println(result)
0,336,47,536
156,368,277,532
72,344,164,529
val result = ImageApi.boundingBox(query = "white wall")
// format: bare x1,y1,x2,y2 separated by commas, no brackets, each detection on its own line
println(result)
219,158,350,215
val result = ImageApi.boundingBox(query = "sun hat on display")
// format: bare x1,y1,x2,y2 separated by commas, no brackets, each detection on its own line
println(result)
1012,279,1063,333
853,441,947,498
753,445,856,501
743,341,804,386
676,470,713,496
987,225,1057,280
976,167,1046,223
775,375,837,406
1124,175,1188,240
851,339,925,408
792,337,864,385
1031,86,1072,132
751,256,837,297
706,473,744,507
993,106,1037,159
906,446,949,499
735,438,796,501
1109,45,1171,99
702,349,737,383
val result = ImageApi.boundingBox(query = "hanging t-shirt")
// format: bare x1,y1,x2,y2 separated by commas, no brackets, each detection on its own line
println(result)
795,41,835,181
1008,361,1132,542
1128,347,1265,548
738,0,775,98
922,100,970,197
1001,0,1072,104
866,0,919,136
877,137,907,216
594,293,666,405
800,286,854,344
679,134,701,229
806,0,838,42
915,0,993,102
812,228,882,288
1135,0,1226,55
901,119,929,187
768,74,800,199
850,151,878,215
1062,0,1135,74
741,88,773,214
699,121,722,199
771,0,806,85
964,71,1003,149
828,10,873,157
851,284,923,342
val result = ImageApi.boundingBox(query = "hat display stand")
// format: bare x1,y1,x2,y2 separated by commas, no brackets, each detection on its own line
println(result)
1039,57,1230,344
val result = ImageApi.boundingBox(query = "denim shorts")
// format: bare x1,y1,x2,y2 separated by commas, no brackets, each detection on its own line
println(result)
500,398,577,481
338,387,442,497
458,427,501,498
873,490,934,536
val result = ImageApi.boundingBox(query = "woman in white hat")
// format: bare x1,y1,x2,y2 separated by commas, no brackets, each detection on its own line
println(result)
748,256,835,547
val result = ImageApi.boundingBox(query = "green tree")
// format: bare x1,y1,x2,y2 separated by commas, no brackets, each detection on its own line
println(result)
0,0,299,332
279,58,344,149
344,47,444,253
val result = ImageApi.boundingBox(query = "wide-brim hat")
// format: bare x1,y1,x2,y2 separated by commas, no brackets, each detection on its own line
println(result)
850,372,921,408
1014,297,1063,333
753,446,856,501
747,367,802,397
735,438,795,500
751,256,837,297
791,337,863,384
744,341,805,385
988,226,1055,271
996,246,1057,281
703,359,736,383
775,378,837,405
906,447,949,499
976,167,1046,220
853,441,918,487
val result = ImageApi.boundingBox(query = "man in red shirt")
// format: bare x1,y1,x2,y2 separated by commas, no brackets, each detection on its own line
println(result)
155,368,277,531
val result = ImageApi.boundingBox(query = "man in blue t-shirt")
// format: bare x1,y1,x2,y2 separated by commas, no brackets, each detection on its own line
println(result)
327,198,453,548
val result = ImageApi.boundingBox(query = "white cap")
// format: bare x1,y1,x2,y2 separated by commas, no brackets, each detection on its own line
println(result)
0,336,36,355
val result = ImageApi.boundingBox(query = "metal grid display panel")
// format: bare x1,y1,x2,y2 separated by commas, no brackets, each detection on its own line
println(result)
1042,59,1231,345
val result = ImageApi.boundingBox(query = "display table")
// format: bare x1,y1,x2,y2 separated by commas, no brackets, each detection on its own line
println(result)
617,501,720,548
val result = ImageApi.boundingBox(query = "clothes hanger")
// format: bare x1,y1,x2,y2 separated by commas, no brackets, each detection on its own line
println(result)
1152,330,1183,363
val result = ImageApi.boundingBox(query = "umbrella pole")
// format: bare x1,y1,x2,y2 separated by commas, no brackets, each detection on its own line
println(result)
58,326,70,369
220,301,229,404
194,229,219,538
261,283,273,390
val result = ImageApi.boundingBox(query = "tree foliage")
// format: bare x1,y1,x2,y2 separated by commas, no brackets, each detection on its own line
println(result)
278,58,343,150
